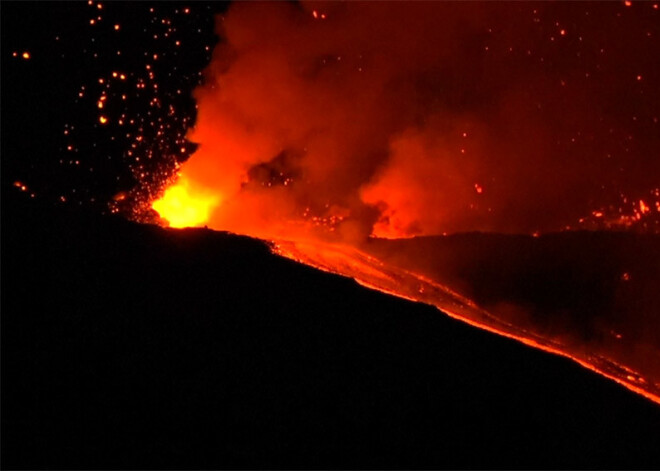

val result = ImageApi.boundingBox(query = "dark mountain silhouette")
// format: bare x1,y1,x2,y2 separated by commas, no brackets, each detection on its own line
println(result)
3,187,660,469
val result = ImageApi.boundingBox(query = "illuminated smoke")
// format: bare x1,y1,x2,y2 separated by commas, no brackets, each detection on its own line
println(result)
146,2,660,403
153,1,660,238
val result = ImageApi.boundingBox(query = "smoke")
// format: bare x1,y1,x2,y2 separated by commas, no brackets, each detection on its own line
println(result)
168,1,660,239
148,1,660,402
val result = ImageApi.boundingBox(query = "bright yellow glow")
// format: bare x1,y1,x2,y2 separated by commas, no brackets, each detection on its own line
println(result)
152,176,220,228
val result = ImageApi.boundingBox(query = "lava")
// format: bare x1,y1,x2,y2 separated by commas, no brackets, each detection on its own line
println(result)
270,238,660,406
144,1,660,405
152,174,221,228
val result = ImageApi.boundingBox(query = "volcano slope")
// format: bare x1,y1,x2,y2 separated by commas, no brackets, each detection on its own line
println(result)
3,188,660,469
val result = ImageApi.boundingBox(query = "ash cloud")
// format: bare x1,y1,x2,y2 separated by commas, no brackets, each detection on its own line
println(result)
175,1,660,239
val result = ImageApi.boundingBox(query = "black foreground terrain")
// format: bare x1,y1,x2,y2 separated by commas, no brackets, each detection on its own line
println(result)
3,188,660,469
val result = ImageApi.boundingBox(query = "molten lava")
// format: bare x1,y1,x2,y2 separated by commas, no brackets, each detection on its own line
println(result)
152,175,220,228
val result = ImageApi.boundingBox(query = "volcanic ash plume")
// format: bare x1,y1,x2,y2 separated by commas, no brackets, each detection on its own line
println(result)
153,2,659,239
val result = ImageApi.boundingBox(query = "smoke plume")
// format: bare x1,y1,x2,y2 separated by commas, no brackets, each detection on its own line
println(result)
164,1,659,239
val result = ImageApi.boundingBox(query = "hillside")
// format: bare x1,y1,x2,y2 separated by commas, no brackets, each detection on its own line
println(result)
3,188,660,469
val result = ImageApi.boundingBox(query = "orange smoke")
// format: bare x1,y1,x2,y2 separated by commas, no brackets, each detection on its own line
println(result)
151,1,659,237
148,2,660,404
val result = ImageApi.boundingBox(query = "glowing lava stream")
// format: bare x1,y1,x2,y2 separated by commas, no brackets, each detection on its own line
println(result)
270,240,660,406
151,195,660,406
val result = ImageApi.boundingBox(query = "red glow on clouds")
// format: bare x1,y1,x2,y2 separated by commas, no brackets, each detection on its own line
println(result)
149,2,660,403
152,1,660,238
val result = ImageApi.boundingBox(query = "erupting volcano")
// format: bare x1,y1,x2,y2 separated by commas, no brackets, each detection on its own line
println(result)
149,1,660,405
4,1,660,467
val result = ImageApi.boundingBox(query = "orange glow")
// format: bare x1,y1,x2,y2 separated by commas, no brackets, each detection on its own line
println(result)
22,52,30,60
142,2,660,406
270,240,660,406
99,116,108,124
151,175,221,228
271,239,660,406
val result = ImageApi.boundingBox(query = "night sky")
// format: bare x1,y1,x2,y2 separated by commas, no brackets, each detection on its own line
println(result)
2,1,225,217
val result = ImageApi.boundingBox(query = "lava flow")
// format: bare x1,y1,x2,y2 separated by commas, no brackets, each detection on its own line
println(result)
149,1,660,405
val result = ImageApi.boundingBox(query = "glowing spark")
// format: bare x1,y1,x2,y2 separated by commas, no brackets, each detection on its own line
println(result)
22,51,30,59
13,181,27,191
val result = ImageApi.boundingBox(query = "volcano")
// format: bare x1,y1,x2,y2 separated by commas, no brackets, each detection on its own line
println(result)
3,188,660,469
3,2,660,467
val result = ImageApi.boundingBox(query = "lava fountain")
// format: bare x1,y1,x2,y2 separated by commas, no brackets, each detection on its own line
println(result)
150,1,660,404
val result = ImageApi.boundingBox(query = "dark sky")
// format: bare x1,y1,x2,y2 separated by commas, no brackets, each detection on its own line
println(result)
2,1,225,215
